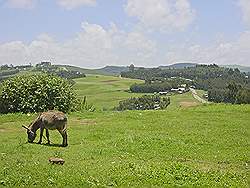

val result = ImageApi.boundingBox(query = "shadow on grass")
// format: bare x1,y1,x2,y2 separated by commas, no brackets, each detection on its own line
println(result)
40,143,67,148
24,142,66,148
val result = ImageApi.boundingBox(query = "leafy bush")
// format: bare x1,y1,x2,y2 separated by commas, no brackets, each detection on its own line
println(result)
75,96,96,112
115,95,170,111
0,74,76,113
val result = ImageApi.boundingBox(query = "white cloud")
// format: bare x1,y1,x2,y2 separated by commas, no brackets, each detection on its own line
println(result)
164,31,250,66
56,0,96,10
6,0,36,9
239,0,250,26
0,23,157,68
125,0,195,32
0,41,29,63
1,26,250,68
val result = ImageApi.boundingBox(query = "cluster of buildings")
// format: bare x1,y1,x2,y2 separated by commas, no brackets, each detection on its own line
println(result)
158,84,196,95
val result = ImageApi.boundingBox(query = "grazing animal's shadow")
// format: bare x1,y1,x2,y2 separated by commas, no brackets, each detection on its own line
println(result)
39,143,66,148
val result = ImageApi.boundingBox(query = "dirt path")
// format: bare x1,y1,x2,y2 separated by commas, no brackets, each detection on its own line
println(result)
190,88,209,104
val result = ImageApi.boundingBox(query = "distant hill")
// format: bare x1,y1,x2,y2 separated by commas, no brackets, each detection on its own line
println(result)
159,62,197,69
158,63,250,73
96,66,129,75
221,65,250,73
56,65,103,75
57,65,130,76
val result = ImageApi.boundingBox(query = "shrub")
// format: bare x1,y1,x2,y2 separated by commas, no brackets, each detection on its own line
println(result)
0,74,76,113
115,95,170,111
75,96,96,112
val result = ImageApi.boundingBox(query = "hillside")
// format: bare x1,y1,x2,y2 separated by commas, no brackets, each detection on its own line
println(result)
159,62,197,69
56,65,103,75
0,73,249,187
57,65,129,76
96,66,129,75
73,75,144,110
0,104,249,187
73,75,201,110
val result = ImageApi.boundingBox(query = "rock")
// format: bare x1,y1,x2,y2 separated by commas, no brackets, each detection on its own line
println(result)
48,157,65,165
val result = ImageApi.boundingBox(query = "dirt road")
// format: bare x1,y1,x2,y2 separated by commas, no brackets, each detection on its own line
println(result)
190,88,209,104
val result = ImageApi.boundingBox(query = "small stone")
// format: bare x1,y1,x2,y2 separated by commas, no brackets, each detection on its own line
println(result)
48,157,65,165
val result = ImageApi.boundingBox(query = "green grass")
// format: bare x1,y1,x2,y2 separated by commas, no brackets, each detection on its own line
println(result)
74,75,145,110
0,104,249,187
0,74,249,187
168,92,199,109
74,75,205,110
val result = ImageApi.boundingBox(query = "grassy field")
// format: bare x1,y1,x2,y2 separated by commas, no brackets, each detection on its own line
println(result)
0,74,249,187
74,75,145,110
74,75,201,110
0,105,249,187
168,92,199,109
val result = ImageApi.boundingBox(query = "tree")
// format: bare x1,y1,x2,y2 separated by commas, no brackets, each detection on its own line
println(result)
227,82,241,103
236,89,250,104
115,95,170,111
129,64,135,72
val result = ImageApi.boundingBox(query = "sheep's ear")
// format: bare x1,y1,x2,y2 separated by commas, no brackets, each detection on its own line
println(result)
22,125,29,130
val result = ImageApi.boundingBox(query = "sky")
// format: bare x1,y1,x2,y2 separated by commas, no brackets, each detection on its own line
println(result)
0,0,250,68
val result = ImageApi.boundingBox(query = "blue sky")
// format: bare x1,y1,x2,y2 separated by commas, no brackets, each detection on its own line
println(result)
0,0,250,68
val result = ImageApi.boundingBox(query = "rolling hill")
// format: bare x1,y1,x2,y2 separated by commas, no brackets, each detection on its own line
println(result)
159,62,197,69
58,65,129,76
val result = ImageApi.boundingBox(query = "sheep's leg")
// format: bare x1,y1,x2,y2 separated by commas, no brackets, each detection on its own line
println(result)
58,129,68,147
46,129,50,145
38,127,44,144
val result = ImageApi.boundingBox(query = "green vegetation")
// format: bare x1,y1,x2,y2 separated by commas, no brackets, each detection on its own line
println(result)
121,64,250,104
35,62,86,79
168,91,199,109
57,65,129,76
0,72,248,187
0,105,249,187
0,74,76,113
129,77,191,93
73,75,145,110
0,69,20,82
115,95,170,111
74,75,205,110
222,64,250,73
196,90,206,98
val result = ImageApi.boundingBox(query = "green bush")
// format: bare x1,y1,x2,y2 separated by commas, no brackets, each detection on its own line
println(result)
75,96,96,112
115,95,170,111
0,74,76,113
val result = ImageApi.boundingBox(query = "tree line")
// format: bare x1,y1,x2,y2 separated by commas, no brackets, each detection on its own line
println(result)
0,63,86,82
121,64,250,104
130,78,192,93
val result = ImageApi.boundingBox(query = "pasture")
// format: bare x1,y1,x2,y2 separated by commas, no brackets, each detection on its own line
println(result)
0,105,249,187
74,75,144,110
73,75,201,110
0,75,249,187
